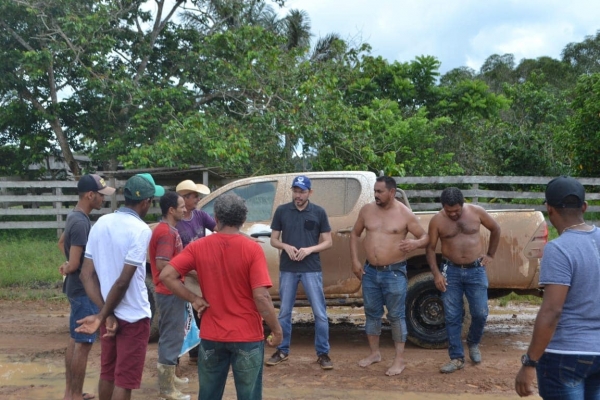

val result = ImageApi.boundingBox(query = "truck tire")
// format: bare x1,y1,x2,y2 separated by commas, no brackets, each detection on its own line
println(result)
406,272,470,349
145,276,160,342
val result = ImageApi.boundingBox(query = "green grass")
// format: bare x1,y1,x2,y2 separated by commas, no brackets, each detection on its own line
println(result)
0,237,65,300
496,292,543,307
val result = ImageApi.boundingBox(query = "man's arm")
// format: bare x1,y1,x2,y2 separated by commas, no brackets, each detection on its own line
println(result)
349,208,366,280
77,258,120,337
76,263,138,334
399,211,429,253
478,207,501,266
270,229,298,261
79,257,105,309
515,284,568,397
252,286,283,347
60,245,84,276
295,231,332,261
425,215,446,292
160,264,209,315
57,232,65,252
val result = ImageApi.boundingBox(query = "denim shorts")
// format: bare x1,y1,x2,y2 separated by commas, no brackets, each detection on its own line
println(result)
69,295,99,343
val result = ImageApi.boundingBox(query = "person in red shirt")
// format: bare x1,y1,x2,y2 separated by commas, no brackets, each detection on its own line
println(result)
160,193,282,400
149,191,190,400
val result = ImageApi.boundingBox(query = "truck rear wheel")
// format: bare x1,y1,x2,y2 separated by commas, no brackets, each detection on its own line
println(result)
406,272,470,349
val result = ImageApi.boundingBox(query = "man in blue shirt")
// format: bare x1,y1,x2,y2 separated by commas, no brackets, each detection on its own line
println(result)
266,175,334,370
515,176,600,399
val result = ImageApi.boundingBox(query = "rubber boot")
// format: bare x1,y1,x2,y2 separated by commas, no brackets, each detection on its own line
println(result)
157,363,191,400
174,363,189,387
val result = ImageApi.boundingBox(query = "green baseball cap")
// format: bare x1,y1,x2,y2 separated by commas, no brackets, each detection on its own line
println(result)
136,173,165,197
124,174,164,200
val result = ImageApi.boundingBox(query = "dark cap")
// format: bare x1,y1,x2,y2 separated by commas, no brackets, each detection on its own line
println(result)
77,174,115,195
124,175,163,200
291,175,311,190
545,176,585,208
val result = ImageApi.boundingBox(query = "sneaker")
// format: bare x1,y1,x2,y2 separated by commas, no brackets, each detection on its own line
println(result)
317,354,333,370
440,358,465,373
266,350,288,366
468,344,482,364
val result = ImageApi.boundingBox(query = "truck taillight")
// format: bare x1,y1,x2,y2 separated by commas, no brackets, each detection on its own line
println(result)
524,221,548,259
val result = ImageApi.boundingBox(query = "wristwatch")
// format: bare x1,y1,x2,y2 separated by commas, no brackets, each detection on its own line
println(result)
521,353,538,367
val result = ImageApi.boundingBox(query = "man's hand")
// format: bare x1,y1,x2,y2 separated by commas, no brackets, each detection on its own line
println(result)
398,239,419,253
481,254,493,267
352,261,365,280
59,261,69,276
75,314,102,335
266,330,283,347
192,296,210,318
295,247,313,261
433,272,447,292
103,315,119,338
515,365,536,397
283,244,299,261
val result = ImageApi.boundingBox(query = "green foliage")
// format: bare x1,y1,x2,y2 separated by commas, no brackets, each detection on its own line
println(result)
1,1,600,179
566,73,600,176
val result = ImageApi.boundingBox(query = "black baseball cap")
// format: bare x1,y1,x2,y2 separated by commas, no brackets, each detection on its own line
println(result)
77,174,115,195
545,176,585,208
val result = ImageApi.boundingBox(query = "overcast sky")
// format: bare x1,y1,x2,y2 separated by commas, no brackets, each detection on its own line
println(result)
279,0,599,74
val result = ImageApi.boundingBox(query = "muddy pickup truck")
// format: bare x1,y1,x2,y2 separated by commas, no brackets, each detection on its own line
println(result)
148,171,547,349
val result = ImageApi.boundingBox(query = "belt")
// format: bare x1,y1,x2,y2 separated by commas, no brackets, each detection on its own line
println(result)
366,260,407,272
443,258,481,269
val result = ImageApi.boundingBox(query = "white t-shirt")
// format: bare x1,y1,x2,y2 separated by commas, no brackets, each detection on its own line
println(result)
85,207,152,323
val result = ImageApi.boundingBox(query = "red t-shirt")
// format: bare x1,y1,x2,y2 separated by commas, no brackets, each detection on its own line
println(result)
150,222,183,295
169,233,272,342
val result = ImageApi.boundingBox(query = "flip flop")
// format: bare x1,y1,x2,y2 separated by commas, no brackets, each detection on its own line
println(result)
83,394,96,400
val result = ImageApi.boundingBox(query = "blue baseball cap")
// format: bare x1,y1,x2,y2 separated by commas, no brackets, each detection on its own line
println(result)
291,175,311,190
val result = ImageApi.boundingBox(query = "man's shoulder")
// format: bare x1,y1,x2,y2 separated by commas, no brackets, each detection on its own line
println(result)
151,222,172,237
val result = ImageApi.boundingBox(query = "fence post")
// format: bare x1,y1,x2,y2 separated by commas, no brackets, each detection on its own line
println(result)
109,175,117,211
472,183,479,205
55,187,63,238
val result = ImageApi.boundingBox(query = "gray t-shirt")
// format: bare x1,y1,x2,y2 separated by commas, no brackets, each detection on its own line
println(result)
271,201,331,273
539,225,600,354
62,210,90,297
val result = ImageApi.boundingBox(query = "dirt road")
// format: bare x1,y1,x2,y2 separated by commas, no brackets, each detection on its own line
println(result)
0,300,541,399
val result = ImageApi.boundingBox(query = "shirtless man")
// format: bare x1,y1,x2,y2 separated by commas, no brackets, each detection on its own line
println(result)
350,176,428,376
426,187,500,374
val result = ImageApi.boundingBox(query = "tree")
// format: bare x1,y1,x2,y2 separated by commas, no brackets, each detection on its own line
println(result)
566,73,600,176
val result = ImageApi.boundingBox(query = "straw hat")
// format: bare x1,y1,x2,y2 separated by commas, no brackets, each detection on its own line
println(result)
176,179,211,195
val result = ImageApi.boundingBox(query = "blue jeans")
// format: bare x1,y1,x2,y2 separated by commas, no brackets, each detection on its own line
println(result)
277,271,330,356
197,339,264,400
362,264,407,343
537,352,600,400
440,260,488,360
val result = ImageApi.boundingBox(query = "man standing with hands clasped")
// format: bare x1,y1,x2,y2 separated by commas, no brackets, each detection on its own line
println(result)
426,187,500,374
515,176,600,399
266,175,334,370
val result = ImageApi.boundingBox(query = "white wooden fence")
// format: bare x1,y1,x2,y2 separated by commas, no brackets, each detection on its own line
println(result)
2,176,600,236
